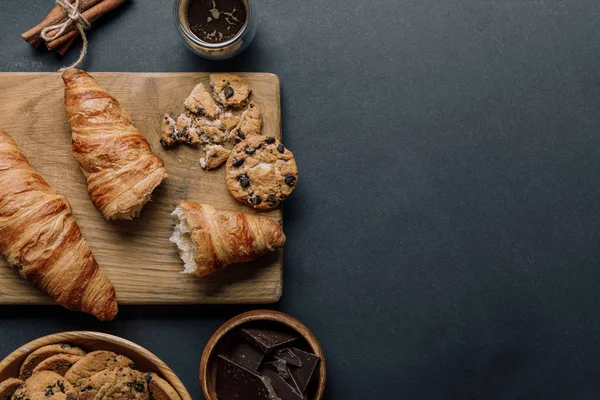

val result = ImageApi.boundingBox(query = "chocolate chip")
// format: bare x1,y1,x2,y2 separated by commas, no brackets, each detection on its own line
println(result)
81,386,92,392
232,158,244,167
265,136,275,144
45,387,54,397
60,344,71,349
145,373,153,384
180,127,189,140
159,139,169,148
277,144,285,153
129,363,137,370
285,175,296,186
238,174,250,188
237,129,246,139
245,146,255,155
267,195,278,205
224,86,234,99
250,196,262,206
133,382,145,392
57,381,65,393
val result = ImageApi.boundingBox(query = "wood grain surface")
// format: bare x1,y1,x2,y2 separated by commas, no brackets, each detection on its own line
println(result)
0,72,283,305
0,331,192,400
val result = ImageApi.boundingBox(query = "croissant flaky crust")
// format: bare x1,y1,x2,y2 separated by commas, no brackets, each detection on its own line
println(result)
0,130,118,320
62,68,168,220
170,202,286,278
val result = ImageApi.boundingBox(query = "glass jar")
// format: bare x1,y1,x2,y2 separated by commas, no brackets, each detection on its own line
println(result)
174,0,257,60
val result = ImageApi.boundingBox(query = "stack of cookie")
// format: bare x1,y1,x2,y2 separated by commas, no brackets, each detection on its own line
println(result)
161,73,299,210
0,344,181,400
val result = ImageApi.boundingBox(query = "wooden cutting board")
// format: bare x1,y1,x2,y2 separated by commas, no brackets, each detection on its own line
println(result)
0,72,283,305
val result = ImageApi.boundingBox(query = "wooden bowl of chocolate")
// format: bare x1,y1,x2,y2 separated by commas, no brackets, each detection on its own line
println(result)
0,331,191,400
200,310,326,400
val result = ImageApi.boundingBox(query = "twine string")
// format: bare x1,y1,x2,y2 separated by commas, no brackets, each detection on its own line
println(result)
40,0,90,71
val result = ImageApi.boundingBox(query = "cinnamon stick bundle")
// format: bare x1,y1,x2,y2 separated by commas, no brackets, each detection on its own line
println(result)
47,0,126,51
21,0,126,55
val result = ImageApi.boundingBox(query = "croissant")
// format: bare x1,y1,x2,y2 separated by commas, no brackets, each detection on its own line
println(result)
62,68,168,220
170,202,286,277
0,130,118,320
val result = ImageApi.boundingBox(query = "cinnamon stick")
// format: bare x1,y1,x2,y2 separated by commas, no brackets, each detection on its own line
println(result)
46,0,126,50
55,36,77,56
21,2,71,47
21,0,104,47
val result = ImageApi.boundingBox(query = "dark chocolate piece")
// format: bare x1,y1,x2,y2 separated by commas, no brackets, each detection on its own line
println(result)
241,328,298,353
216,355,273,400
229,340,266,371
263,367,306,400
289,348,320,394
224,86,234,99
266,359,290,379
274,348,302,368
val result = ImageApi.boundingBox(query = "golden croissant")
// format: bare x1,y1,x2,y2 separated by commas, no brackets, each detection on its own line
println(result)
170,202,286,277
0,130,118,320
62,68,168,220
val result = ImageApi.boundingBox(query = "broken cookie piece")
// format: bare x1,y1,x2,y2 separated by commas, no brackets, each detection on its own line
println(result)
160,114,179,147
220,112,241,132
200,125,228,145
184,82,221,118
176,113,202,146
200,144,230,170
210,73,251,108
231,101,263,141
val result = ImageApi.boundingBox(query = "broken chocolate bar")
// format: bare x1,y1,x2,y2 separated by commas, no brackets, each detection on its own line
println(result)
241,328,298,353
266,359,290,379
263,367,307,400
289,348,320,394
229,340,266,371
216,355,275,400
274,348,303,367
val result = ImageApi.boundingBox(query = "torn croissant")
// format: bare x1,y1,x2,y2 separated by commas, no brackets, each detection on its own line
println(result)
0,130,118,320
170,202,286,278
63,68,168,220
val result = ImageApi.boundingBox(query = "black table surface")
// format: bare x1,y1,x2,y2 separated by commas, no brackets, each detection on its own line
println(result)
2,0,600,398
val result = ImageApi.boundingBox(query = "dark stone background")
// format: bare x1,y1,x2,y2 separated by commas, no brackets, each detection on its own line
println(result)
2,0,600,398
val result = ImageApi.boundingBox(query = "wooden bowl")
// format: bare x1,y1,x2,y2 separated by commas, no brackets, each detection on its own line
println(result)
0,331,191,400
200,310,326,400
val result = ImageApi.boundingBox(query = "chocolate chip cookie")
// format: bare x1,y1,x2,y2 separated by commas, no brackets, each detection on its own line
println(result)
0,378,22,400
32,354,83,377
219,112,241,132
20,344,86,380
231,101,263,141
175,113,202,146
210,73,251,108
225,135,298,209
12,371,77,400
145,373,181,400
184,83,221,119
77,368,149,400
200,145,230,170
65,350,135,389
160,114,179,147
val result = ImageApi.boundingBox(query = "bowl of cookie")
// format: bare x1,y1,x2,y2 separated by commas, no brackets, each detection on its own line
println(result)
200,310,326,400
0,331,191,400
